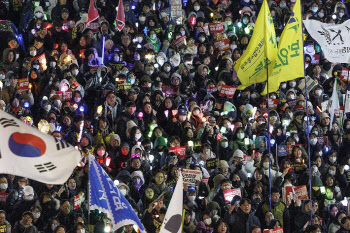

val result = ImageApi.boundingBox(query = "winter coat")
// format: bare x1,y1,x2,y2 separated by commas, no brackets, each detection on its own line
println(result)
224,208,261,233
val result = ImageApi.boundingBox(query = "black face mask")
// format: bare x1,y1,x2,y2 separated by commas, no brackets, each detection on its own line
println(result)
232,180,240,188
101,71,106,77
144,145,151,153
323,62,331,71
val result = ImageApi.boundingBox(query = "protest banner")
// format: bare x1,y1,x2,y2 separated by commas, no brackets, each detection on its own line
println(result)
171,0,183,18
286,144,303,155
266,98,279,110
340,68,350,81
298,76,317,93
182,169,202,186
223,188,242,204
56,90,73,101
242,155,251,165
18,77,29,91
214,39,230,51
0,192,9,206
162,84,178,97
207,85,217,94
317,136,328,146
278,145,287,157
118,83,131,91
172,36,187,50
263,228,284,233
284,185,308,206
209,22,224,33
168,146,186,159
219,85,236,98
74,194,83,210
206,158,219,170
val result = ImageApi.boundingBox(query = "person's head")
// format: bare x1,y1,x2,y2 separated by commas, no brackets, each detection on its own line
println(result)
0,211,6,225
0,177,8,191
154,170,165,185
22,211,34,225
54,225,66,233
270,187,280,203
121,34,131,47
130,157,141,169
106,91,117,106
18,177,29,189
216,220,229,233
220,179,232,191
265,211,274,225
240,198,252,214
30,205,41,219
60,200,71,215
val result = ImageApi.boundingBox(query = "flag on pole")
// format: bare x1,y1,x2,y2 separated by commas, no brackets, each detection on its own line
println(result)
235,0,278,90
160,172,183,233
116,0,126,31
329,78,340,130
303,19,350,63
261,0,304,95
89,155,146,232
87,0,99,24
0,111,81,184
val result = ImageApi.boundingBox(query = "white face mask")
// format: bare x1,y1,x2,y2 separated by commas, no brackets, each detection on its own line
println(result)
180,30,185,36
179,115,187,122
312,166,318,173
34,212,41,219
164,66,171,72
226,20,232,26
78,229,85,233
30,50,37,57
339,12,344,17
139,16,146,22
33,65,40,70
221,142,228,148
74,97,81,102
73,69,79,76
289,81,296,87
52,224,58,231
329,170,336,176
199,37,205,42
50,61,56,67
35,12,43,18
318,12,324,18
120,188,127,196
329,157,336,163
315,89,322,96
281,83,287,89
263,162,269,168
204,218,212,225
146,71,154,76
0,183,8,190
288,94,295,99
231,44,237,50
237,133,245,140
24,195,34,201
188,196,196,202
194,5,200,11
44,105,51,111
310,138,317,145
135,133,142,140
137,37,143,43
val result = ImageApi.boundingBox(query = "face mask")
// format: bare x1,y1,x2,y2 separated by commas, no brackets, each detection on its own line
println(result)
33,65,40,70
194,5,200,11
281,83,287,89
270,95,277,99
0,183,8,190
24,195,34,201
329,157,336,163
34,212,41,219
188,196,196,202
226,20,232,26
129,79,135,85
150,34,156,40
237,133,245,140
74,97,81,102
35,12,43,18
318,12,324,18
78,229,85,233
50,61,56,67
179,116,187,122
114,56,120,62
311,7,318,13
135,133,142,140
199,37,205,42
0,74,4,79
212,210,218,216
52,224,58,231
232,180,240,188
315,90,322,96
180,30,185,36
137,37,143,43
139,16,146,22
339,12,344,17
280,4,286,8
30,50,37,57
271,116,277,122
221,142,228,148
97,150,105,156
289,81,296,87
164,66,171,72
329,170,336,176
310,138,317,145
313,166,318,173
120,189,127,196
44,105,51,111
204,218,212,225
72,69,79,76
263,162,269,168
231,44,237,50
146,71,154,76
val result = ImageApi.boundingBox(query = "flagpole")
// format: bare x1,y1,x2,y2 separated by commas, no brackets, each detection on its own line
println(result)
101,35,105,65
266,57,272,211
300,1,313,224
88,156,91,230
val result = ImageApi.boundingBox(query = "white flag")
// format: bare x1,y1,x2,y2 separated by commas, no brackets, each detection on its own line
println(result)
0,111,81,184
160,172,183,233
329,79,340,130
303,19,350,63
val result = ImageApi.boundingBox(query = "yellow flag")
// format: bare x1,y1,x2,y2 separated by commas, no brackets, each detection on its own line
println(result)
235,0,278,90
261,0,304,95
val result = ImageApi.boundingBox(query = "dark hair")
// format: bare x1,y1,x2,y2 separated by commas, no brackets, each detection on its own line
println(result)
239,198,252,205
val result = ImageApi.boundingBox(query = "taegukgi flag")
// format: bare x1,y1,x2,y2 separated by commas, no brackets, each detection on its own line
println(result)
0,111,81,184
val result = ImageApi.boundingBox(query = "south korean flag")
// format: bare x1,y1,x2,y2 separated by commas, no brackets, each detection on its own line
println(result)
0,111,81,184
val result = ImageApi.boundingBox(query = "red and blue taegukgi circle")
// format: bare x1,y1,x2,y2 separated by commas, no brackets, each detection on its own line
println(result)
8,132,46,157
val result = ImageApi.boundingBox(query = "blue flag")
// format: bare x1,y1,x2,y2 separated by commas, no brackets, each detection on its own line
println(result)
89,155,146,232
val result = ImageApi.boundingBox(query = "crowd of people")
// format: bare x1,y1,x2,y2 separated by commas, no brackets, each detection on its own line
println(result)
0,0,349,232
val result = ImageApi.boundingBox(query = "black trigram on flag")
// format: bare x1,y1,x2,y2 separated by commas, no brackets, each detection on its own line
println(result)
35,162,57,173
0,118,19,128
54,138,70,151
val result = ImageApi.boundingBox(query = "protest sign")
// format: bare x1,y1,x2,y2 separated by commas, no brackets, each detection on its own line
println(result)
172,36,187,50
74,194,83,210
284,185,308,206
0,192,9,206
263,228,284,233
223,188,242,204
298,76,317,93
182,169,202,186
171,0,183,18
209,22,224,33
206,158,219,170
162,84,178,97
214,39,230,51
56,90,73,101
278,145,287,157
168,146,186,159
219,85,236,98
18,77,29,91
